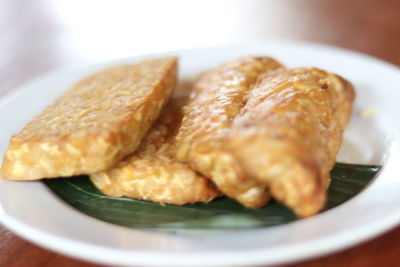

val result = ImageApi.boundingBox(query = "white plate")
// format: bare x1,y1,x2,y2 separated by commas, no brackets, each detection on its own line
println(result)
0,42,399,267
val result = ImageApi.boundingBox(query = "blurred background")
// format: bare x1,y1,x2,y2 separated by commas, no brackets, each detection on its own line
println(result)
1,0,399,99
1,0,400,266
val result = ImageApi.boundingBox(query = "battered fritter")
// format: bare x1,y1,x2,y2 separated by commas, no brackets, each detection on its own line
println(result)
90,89,220,205
1,57,177,180
176,57,285,208
193,67,355,217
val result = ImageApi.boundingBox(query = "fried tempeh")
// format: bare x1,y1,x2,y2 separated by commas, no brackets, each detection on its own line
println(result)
90,89,220,205
176,57,284,208
2,57,177,180
213,68,355,217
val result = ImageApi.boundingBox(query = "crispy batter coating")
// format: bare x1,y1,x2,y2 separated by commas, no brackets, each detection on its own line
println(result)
90,90,220,205
1,57,178,180
217,68,355,217
176,57,284,208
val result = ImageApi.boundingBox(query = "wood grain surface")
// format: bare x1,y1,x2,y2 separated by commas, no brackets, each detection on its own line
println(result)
1,0,399,266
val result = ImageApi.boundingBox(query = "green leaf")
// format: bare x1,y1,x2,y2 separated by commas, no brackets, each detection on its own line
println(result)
43,162,380,229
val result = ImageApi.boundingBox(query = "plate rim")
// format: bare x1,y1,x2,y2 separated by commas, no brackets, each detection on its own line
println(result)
2,178,400,267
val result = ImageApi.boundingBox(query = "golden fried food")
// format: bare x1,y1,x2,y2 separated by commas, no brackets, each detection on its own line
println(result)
90,90,220,205
213,68,355,217
1,57,178,180
176,57,284,208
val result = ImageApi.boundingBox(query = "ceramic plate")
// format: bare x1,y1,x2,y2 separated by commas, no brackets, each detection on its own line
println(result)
0,42,399,266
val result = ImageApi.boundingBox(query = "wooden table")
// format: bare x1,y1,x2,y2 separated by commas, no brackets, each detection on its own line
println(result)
1,0,399,266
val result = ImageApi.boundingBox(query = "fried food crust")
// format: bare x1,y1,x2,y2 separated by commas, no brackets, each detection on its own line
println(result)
222,68,355,217
176,57,284,208
90,90,220,205
1,57,177,180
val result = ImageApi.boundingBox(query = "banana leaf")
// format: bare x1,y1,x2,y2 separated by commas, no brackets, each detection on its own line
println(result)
44,163,380,229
